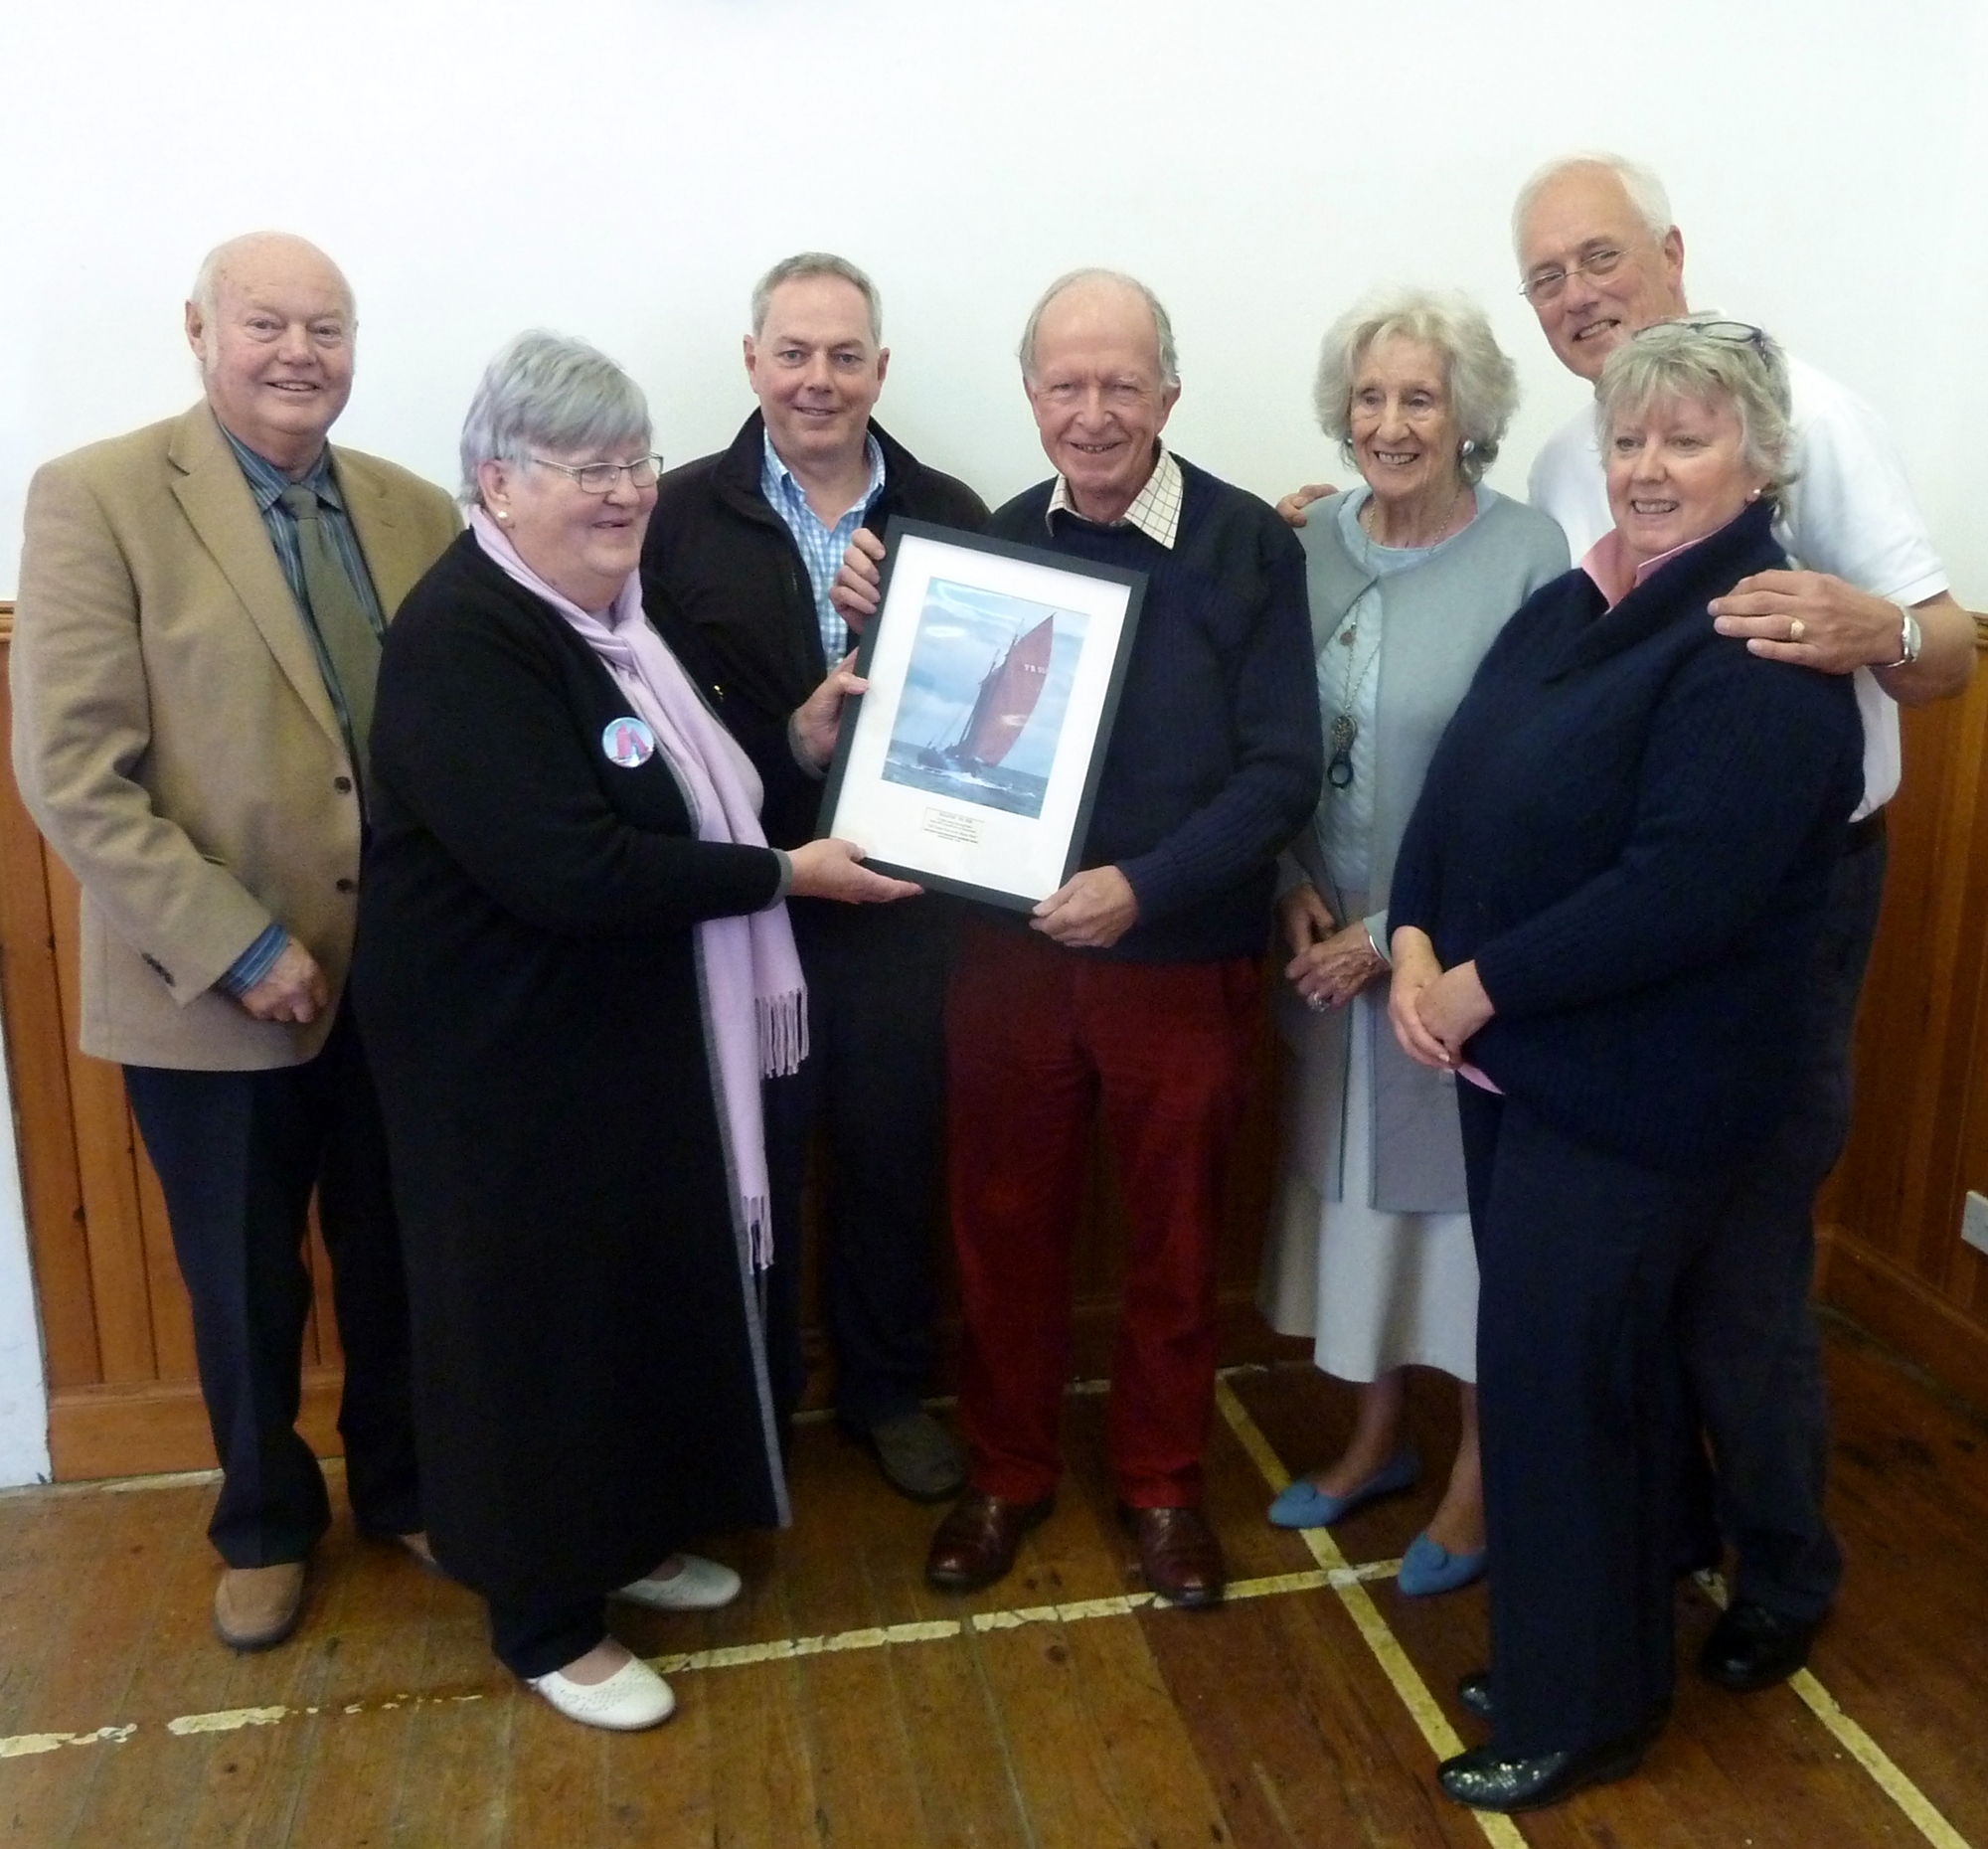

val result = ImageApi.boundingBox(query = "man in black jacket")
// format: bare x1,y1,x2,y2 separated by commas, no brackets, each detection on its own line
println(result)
642,252,987,1500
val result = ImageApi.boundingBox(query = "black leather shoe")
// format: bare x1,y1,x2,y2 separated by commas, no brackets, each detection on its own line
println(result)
1436,1732,1649,1812
1700,1599,1821,1692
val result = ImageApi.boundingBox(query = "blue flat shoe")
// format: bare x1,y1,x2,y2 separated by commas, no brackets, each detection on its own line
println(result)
1397,1529,1486,1595
1267,1448,1418,1529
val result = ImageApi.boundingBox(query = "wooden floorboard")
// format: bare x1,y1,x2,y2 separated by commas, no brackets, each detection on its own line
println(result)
0,1322,1982,1848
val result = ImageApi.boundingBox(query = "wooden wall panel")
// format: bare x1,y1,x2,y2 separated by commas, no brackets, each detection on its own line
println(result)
45,860,159,1383
1816,624,1988,1409
0,643,100,1388
5,598,1978,1479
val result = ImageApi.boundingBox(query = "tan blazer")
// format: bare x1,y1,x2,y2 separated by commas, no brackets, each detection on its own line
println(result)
9,402,458,1071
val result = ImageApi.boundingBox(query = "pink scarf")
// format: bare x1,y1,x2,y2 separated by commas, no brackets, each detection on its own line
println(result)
470,508,804,1264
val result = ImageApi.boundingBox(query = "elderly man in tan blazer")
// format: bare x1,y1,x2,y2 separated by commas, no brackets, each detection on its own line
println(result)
10,232,457,1651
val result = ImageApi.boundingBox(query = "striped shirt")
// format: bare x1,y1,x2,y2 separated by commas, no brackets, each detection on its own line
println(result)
213,428,386,997
1048,444,1183,551
759,430,886,663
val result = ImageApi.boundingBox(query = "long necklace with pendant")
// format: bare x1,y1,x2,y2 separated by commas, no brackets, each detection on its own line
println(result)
1328,485,1465,787
1327,621,1383,789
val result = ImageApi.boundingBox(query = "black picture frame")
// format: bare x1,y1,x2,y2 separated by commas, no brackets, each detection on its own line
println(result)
816,519,1147,912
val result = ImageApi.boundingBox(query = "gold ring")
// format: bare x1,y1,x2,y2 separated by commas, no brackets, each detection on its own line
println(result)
1789,617,1806,642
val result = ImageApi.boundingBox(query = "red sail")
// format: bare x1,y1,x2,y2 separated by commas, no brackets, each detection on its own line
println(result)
954,615,1055,767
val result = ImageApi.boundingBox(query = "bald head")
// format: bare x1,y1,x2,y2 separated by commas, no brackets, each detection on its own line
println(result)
185,233,357,475
1020,268,1181,526
1019,268,1177,389
191,233,354,331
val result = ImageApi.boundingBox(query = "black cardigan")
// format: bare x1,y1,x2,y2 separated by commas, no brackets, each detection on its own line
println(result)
353,532,800,1603
642,412,988,849
1390,500,1863,1172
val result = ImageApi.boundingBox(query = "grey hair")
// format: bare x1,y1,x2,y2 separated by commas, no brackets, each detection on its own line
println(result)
1311,286,1519,486
1511,152,1675,262
1017,268,1180,390
1593,315,1795,496
457,330,650,506
749,252,883,346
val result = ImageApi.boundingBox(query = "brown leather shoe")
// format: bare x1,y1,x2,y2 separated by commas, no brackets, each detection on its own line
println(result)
213,1561,307,1651
925,1491,1054,1592
1123,1504,1226,1608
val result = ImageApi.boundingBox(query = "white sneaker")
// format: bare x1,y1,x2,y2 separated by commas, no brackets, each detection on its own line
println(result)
612,1553,742,1611
527,1654,676,1731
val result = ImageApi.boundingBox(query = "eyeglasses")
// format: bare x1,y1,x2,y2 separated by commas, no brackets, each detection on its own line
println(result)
530,454,665,494
1518,247,1626,305
1630,318,1770,355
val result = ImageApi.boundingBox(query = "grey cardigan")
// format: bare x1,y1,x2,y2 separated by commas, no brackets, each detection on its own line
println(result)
1283,486,1569,1212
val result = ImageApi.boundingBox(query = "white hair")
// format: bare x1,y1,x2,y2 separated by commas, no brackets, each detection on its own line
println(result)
1018,268,1180,390
457,330,650,506
1511,152,1675,262
1312,285,1520,486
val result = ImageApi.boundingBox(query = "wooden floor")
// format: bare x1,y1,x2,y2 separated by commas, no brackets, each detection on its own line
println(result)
1,1320,1984,1849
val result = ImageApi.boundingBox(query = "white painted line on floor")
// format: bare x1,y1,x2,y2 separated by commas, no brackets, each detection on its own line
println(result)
13,1366,1969,1849
1221,1371,1980,1849
1212,1375,1529,1849
165,1706,289,1737
0,1725,136,1760
0,1563,1376,1758
1692,1572,1974,1849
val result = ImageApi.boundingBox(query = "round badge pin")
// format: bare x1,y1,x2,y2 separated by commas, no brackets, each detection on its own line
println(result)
601,716,657,767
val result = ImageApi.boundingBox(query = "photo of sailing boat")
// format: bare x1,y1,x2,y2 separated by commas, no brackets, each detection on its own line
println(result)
882,578,1089,818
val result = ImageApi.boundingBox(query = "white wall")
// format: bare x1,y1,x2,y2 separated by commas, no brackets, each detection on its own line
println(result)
4,0,1984,595
0,0,1982,1475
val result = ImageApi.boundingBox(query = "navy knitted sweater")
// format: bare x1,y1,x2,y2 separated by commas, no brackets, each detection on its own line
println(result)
1389,499,1863,1172
984,457,1322,963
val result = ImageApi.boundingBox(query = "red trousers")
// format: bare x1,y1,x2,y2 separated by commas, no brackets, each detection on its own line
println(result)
946,921,1260,1507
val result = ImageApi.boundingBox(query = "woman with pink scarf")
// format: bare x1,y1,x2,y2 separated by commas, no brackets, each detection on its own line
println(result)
352,332,915,1732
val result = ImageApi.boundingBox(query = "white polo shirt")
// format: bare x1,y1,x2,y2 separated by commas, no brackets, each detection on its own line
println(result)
1528,354,1949,818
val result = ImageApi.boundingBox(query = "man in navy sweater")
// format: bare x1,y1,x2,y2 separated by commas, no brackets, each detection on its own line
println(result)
907,270,1322,1604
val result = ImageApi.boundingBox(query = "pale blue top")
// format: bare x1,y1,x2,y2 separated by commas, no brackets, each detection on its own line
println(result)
1315,484,1480,893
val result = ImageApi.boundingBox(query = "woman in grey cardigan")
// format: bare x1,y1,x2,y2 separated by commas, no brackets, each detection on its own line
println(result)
1257,289,1567,1591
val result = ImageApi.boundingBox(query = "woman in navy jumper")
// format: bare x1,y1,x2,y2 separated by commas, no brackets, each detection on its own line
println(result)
1385,319,1863,1811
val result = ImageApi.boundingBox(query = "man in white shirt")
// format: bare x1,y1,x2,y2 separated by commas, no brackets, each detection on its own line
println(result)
1514,151,1975,1695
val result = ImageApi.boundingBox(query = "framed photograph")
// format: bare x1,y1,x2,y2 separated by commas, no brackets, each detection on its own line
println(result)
816,520,1147,911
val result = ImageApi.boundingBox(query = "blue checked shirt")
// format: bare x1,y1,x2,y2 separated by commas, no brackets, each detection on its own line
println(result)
214,429,387,997
760,430,886,664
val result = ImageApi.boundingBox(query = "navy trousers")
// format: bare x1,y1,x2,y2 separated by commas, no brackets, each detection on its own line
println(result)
762,895,954,1429
1460,1086,1738,1758
1676,825,1887,1620
124,1006,420,1565
488,1593,607,1680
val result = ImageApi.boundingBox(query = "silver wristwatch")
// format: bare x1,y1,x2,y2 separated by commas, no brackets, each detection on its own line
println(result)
1886,604,1923,669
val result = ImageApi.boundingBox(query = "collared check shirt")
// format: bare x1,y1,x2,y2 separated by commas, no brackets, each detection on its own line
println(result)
214,427,387,996
1047,443,1183,551
760,430,887,663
